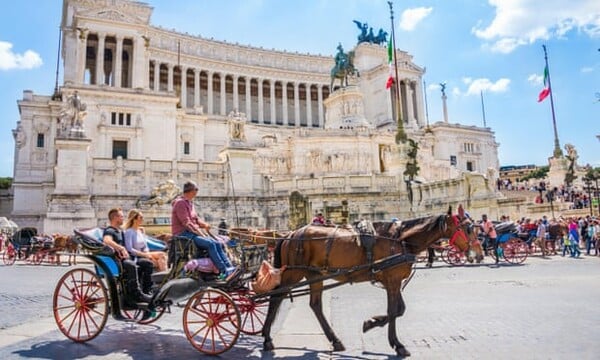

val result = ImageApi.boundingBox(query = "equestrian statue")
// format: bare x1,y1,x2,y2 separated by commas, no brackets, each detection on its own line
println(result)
330,43,359,90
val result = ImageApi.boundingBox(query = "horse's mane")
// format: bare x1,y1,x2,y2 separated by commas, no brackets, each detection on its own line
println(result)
396,214,446,240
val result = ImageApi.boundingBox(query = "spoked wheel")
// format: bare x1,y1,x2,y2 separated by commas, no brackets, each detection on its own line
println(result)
122,304,167,325
440,246,452,264
446,247,466,266
53,268,109,342
229,288,268,335
503,238,528,264
2,245,16,265
183,288,241,355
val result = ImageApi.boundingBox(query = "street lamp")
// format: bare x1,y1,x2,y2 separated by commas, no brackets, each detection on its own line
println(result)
583,176,593,216
547,188,556,220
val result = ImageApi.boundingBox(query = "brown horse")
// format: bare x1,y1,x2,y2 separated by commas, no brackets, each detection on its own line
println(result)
52,234,79,266
262,207,463,357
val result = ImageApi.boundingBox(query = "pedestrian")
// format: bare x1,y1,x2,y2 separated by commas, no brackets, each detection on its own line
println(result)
481,214,499,265
586,220,596,255
534,218,547,256
568,218,580,258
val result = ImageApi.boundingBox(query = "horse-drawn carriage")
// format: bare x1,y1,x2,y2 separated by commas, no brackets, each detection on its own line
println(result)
53,207,468,357
476,222,529,264
2,227,56,265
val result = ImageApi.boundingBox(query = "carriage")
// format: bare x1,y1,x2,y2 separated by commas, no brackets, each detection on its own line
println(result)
2,227,57,266
52,208,467,357
478,222,529,264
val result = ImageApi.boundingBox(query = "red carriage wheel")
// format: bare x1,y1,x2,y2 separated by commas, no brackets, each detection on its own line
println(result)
183,288,241,355
122,304,167,325
504,238,528,264
440,246,452,264
3,244,17,265
447,247,466,266
32,250,46,265
229,288,268,335
53,268,108,342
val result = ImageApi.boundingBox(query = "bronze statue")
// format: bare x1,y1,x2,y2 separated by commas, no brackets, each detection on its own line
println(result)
330,45,359,90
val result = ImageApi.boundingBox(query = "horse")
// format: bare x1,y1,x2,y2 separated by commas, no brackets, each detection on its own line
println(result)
52,234,79,266
261,206,464,357
330,50,359,90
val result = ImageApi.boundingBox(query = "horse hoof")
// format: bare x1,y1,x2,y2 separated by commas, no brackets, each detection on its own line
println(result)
263,341,274,351
332,341,345,352
396,346,411,358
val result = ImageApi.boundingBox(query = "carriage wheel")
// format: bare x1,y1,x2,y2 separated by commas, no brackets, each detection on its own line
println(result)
440,246,452,264
446,247,466,266
183,288,241,355
53,268,109,342
2,245,17,265
122,304,167,325
32,250,46,265
229,288,267,335
503,238,528,264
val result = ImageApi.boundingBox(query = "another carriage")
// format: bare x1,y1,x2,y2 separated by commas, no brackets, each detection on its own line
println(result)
2,227,56,265
478,222,529,264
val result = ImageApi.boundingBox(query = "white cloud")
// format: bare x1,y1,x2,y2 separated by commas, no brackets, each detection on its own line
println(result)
580,66,594,73
0,41,43,71
472,0,600,53
528,73,543,86
399,7,433,31
462,77,510,95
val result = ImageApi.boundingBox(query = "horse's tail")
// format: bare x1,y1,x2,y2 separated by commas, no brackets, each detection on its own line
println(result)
273,237,284,269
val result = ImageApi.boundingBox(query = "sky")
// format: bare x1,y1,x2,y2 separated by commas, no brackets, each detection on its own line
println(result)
0,0,598,178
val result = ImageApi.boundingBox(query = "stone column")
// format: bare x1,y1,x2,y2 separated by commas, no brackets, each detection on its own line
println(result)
270,79,276,124
294,82,300,127
305,84,312,127
415,80,425,127
180,66,187,108
317,85,324,127
405,80,415,127
95,33,105,85
114,35,123,87
76,31,88,84
194,69,200,108
257,78,264,123
153,60,160,91
282,81,288,125
220,72,226,115
207,71,213,114
245,77,252,120
167,64,174,93
233,75,239,112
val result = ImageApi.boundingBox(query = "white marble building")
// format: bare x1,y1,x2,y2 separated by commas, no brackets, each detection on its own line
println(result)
11,0,501,233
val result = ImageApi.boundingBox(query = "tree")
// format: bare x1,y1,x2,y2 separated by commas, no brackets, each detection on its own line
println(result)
520,166,549,182
0,177,12,190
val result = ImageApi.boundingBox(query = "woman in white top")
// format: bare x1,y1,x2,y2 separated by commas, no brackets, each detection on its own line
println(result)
124,209,167,271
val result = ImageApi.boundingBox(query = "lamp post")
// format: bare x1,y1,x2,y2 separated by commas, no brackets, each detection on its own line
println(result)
547,189,555,220
583,176,593,216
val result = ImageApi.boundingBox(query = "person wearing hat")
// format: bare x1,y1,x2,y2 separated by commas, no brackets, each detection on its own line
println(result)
312,212,325,225
171,181,238,280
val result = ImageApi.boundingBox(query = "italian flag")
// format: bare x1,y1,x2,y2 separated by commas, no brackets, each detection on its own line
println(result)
386,35,394,89
537,65,550,102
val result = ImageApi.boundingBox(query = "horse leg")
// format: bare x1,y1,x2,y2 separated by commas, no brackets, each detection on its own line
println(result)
386,289,410,357
363,286,407,333
262,293,285,351
308,280,344,351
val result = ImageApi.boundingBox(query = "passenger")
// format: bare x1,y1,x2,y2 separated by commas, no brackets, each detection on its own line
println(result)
171,181,238,280
124,209,168,272
312,212,325,225
102,208,153,305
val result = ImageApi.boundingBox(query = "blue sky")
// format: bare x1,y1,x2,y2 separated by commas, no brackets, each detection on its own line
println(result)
0,0,598,178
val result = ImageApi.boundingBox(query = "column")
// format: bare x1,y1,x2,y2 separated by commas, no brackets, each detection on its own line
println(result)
415,80,425,127
114,35,123,87
95,33,105,85
153,60,160,91
317,85,324,128
180,66,187,108
207,71,213,114
282,81,288,125
76,31,88,84
194,69,200,108
257,78,264,123
233,76,239,111
270,79,276,124
293,82,300,127
305,84,312,127
167,64,174,93
220,72,226,115
245,77,252,120
405,80,415,126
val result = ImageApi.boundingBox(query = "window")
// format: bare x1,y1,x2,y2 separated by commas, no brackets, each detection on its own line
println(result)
450,155,457,166
183,141,190,155
466,161,474,171
463,142,474,153
112,140,128,159
36,133,45,148
110,111,133,127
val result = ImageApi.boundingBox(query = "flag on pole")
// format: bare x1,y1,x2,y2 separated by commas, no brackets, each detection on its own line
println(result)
537,65,550,102
386,35,394,89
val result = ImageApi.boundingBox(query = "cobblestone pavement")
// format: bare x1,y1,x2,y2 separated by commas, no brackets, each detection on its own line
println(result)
0,254,598,359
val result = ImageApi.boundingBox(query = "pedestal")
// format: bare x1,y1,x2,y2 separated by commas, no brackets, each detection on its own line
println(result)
220,147,257,195
323,86,370,129
547,156,568,189
45,137,96,234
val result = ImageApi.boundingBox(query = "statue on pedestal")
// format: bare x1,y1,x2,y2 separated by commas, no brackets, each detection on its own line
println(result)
59,91,87,137
228,109,247,143
564,143,578,187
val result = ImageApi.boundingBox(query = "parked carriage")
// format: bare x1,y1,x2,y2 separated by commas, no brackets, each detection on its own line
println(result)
478,222,529,264
2,227,57,265
53,208,466,357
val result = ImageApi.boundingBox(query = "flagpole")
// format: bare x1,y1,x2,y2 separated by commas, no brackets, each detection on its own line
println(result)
543,45,562,158
480,90,487,127
388,1,406,143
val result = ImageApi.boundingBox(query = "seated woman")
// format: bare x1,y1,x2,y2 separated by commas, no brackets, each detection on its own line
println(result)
124,209,168,272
